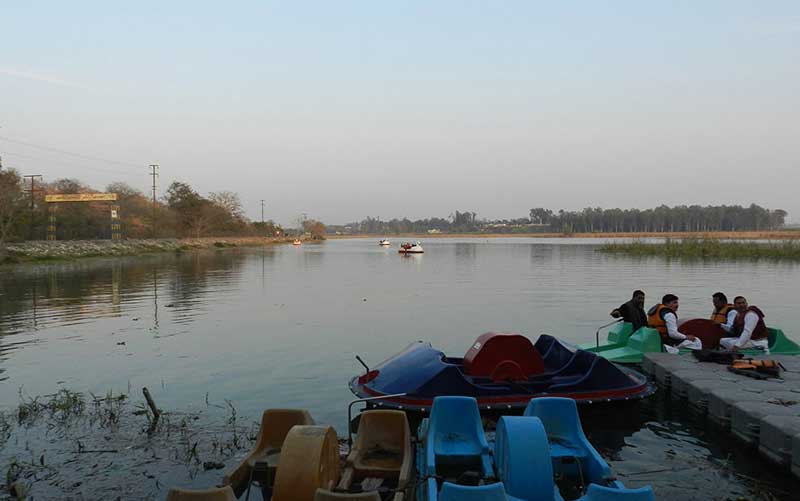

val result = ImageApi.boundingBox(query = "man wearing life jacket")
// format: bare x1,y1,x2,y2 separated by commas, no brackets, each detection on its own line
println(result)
710,292,737,333
647,294,702,351
719,296,769,352
610,290,648,332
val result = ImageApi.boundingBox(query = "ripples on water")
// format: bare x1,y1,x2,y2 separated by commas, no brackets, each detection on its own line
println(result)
1,238,799,499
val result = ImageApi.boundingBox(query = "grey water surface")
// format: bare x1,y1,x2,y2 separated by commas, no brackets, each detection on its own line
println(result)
1,238,799,499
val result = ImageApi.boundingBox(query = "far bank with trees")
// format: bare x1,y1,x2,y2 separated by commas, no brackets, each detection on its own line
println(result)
328,205,790,236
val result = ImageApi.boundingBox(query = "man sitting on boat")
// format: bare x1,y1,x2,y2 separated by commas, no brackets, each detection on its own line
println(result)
710,292,737,333
719,296,769,352
647,294,702,352
610,290,648,332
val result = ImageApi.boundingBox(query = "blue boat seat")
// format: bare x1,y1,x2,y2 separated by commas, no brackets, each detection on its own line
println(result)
439,482,509,501
524,398,612,483
426,396,493,478
577,484,655,501
495,416,563,501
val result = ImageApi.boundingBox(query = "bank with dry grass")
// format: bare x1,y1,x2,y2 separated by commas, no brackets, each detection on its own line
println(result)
0,236,303,265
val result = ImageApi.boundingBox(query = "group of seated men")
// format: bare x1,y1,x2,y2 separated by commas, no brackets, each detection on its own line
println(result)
610,290,769,352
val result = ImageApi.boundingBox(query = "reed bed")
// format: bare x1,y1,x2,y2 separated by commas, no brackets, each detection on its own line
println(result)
598,239,800,260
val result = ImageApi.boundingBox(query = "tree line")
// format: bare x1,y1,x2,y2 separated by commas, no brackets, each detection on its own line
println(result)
329,204,788,235
0,168,285,246
532,205,788,233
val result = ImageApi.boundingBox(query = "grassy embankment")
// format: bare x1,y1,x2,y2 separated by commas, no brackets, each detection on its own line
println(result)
0,236,305,265
598,239,800,260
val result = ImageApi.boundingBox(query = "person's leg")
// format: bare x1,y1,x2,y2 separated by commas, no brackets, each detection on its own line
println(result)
719,337,738,350
678,338,702,350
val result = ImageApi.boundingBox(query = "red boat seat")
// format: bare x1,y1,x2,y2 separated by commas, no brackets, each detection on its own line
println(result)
463,333,544,382
677,318,725,349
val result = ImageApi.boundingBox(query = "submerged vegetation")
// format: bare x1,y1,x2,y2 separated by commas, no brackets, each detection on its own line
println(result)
1,387,256,499
598,239,800,260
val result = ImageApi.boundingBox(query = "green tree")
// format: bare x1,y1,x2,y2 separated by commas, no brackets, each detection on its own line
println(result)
0,168,27,254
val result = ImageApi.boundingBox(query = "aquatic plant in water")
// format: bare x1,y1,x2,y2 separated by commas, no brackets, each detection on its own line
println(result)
597,238,800,260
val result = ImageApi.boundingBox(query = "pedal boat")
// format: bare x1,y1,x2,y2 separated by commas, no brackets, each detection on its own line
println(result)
416,396,655,500
349,333,654,412
581,321,800,364
399,242,424,254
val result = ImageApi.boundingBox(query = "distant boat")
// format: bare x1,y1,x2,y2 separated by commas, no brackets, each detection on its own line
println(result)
292,239,302,246
398,241,423,254
379,239,391,247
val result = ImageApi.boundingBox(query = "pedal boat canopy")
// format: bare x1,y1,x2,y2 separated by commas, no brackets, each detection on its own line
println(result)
349,333,654,411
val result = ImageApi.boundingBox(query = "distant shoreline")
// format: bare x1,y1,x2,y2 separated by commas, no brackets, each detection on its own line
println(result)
327,230,800,240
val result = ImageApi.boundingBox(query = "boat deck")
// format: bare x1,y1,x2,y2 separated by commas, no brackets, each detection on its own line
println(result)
641,352,800,480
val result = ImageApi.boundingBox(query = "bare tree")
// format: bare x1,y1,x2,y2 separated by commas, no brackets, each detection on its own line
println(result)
209,191,244,221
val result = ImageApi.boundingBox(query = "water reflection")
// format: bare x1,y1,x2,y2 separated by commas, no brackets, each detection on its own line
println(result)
0,250,249,338
582,394,800,500
0,239,799,499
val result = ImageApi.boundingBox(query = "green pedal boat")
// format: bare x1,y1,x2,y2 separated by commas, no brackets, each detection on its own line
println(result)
579,321,800,364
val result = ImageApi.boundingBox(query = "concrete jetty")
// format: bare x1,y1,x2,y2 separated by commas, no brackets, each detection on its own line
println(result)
642,352,800,478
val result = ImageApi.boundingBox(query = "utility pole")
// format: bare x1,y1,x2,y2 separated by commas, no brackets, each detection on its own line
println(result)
23,175,43,240
260,200,265,228
149,164,159,238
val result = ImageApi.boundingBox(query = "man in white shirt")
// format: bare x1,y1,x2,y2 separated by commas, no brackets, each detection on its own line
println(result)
719,296,770,352
647,294,702,351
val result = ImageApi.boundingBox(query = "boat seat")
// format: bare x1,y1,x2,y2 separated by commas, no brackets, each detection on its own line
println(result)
577,484,655,501
314,489,381,501
165,486,237,500
425,397,493,478
338,409,412,498
347,410,411,477
439,481,509,501
524,398,612,483
223,408,314,496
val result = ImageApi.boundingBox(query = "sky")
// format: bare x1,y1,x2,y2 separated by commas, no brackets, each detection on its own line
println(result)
1,1,798,226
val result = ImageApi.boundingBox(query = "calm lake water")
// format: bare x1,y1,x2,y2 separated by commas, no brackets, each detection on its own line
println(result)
2,238,799,499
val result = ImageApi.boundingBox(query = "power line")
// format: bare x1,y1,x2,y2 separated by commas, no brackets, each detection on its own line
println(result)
0,134,142,170
1,150,141,177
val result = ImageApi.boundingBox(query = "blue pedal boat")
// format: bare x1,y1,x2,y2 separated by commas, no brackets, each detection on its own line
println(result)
350,333,654,412
417,396,655,501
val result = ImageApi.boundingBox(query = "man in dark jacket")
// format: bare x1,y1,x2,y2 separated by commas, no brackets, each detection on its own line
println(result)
610,290,648,332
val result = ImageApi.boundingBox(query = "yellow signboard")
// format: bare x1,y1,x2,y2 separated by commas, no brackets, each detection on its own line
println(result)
45,193,118,203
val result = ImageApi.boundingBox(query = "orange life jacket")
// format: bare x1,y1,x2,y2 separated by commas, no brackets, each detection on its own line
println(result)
710,304,735,324
647,304,674,343
733,306,768,341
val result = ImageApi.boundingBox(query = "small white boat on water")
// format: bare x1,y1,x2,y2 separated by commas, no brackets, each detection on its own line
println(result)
292,239,302,246
379,239,391,247
398,241,424,254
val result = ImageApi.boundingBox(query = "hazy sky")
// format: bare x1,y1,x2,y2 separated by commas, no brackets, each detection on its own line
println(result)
1,1,798,225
